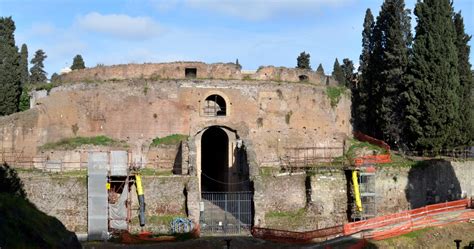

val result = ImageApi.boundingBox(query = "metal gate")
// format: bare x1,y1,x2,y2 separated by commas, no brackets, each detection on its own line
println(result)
200,191,253,235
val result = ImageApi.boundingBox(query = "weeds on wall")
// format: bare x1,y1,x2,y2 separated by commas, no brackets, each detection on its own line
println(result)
39,135,127,150
150,134,188,147
285,111,293,125
326,86,346,108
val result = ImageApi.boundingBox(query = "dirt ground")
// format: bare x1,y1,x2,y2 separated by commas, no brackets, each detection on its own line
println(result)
368,222,474,249
82,222,474,249
82,236,372,249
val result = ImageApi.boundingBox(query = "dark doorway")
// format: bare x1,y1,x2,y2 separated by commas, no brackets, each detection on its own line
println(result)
185,68,197,78
201,127,228,192
299,74,309,82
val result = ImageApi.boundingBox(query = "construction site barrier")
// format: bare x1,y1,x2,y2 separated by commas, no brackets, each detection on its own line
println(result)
353,131,390,152
343,198,473,240
352,131,392,166
251,225,343,243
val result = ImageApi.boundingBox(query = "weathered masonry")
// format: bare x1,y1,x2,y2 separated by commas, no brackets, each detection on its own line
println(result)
6,62,472,238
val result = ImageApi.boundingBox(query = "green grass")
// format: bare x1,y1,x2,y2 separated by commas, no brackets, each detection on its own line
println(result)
150,134,188,147
400,227,432,238
39,135,128,150
345,138,388,161
326,86,347,107
33,82,59,93
259,167,278,177
139,168,173,176
265,208,305,219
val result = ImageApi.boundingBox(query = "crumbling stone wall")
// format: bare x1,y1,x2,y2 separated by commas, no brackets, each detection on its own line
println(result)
376,160,474,215
58,62,242,82
57,62,332,85
20,172,88,233
0,79,351,172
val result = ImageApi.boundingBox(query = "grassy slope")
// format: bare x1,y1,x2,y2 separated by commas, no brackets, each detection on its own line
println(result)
367,222,474,249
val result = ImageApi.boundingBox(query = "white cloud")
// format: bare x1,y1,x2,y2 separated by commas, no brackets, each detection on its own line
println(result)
184,0,355,21
76,12,162,40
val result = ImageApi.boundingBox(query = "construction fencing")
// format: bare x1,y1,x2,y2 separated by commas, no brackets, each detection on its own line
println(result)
343,198,474,240
251,225,343,243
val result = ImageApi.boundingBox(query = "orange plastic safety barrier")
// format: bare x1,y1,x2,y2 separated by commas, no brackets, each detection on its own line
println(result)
251,225,343,243
353,131,391,152
343,198,472,240
352,131,392,166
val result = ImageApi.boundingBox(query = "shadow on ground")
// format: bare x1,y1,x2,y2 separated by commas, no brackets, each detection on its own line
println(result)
83,236,378,249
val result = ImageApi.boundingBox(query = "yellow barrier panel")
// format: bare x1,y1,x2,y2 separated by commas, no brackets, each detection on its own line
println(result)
136,174,144,195
352,170,363,212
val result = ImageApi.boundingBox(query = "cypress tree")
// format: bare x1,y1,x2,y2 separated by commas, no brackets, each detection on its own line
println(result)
19,44,29,86
453,12,473,146
370,0,412,146
30,49,47,84
71,54,85,70
0,17,21,116
296,51,311,70
354,8,375,134
404,0,460,150
341,58,354,87
316,63,325,75
332,58,345,85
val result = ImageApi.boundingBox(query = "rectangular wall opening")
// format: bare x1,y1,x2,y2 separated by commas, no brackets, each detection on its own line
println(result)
185,68,197,78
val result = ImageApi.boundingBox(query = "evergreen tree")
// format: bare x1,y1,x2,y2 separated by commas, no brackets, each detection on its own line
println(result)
235,58,242,70
332,58,345,85
18,88,30,111
341,58,354,87
0,17,21,116
70,54,85,70
296,51,311,70
354,8,375,134
29,49,47,84
19,44,28,86
369,0,412,146
316,63,325,75
453,12,473,146
404,0,460,150
50,73,60,83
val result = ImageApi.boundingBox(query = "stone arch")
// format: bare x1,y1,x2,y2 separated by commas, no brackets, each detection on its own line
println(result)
194,125,250,192
200,91,231,116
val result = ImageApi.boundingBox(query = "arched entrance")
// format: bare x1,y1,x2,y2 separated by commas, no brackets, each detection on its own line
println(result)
201,126,229,192
196,126,253,235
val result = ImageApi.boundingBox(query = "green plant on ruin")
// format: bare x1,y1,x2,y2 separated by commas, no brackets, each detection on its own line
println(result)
344,138,387,161
285,111,293,124
143,84,149,95
326,86,346,107
39,135,127,151
139,168,173,176
150,134,188,147
71,124,79,136
30,82,58,94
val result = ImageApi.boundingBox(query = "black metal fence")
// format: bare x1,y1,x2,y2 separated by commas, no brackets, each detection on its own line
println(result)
200,191,253,235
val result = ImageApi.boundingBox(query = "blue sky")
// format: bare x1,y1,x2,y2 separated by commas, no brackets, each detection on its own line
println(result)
1,0,473,76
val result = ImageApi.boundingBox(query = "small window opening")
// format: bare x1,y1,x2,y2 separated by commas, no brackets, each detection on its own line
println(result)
203,94,226,116
185,68,197,78
299,74,309,82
